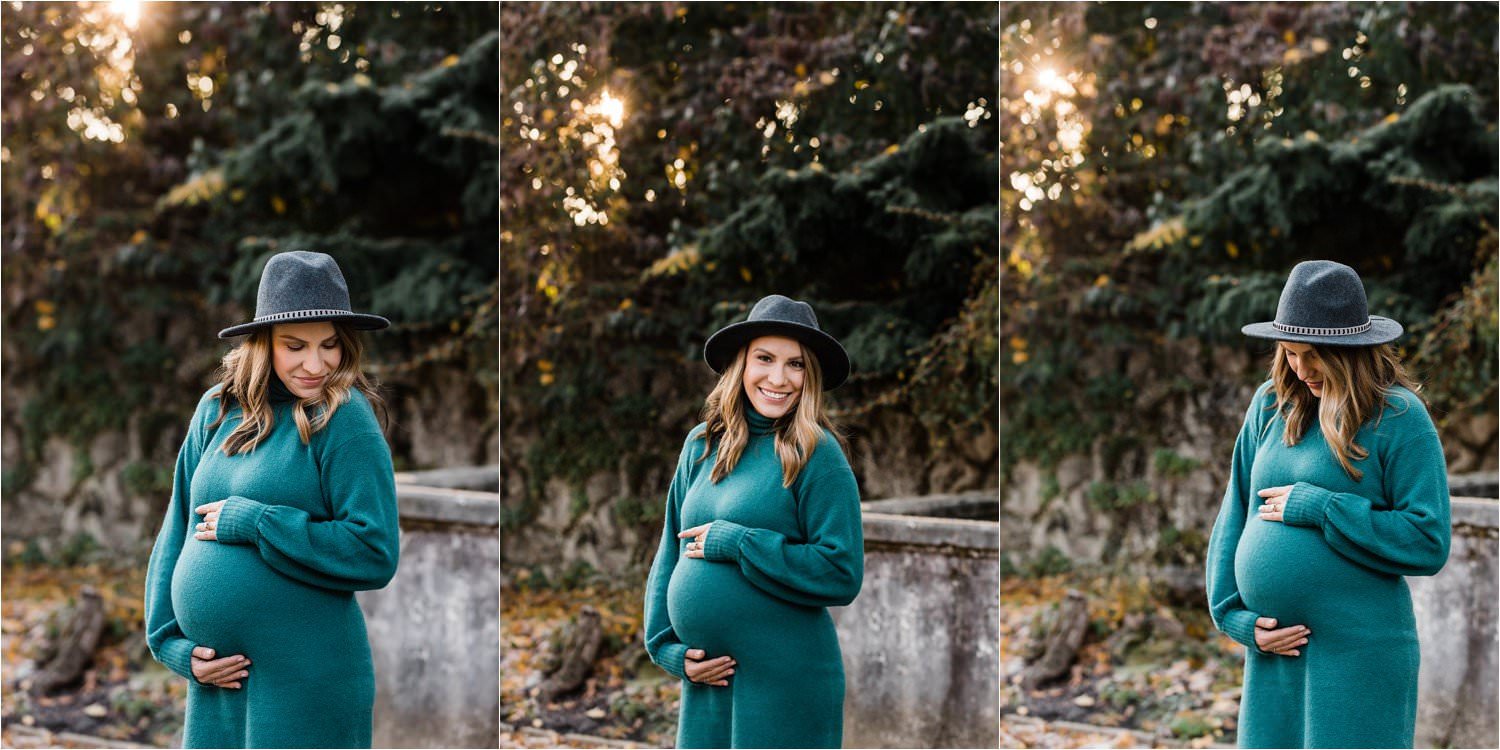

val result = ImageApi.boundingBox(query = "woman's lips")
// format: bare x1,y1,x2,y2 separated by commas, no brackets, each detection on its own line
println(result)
295,376,324,387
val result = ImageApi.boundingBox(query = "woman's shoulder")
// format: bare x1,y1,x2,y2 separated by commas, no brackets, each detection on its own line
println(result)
1376,385,1437,436
806,426,853,474
323,387,384,439
191,384,228,425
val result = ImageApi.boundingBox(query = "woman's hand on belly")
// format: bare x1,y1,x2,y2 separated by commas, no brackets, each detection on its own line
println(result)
680,523,712,559
190,646,251,688
1256,486,1293,523
683,648,736,687
1253,616,1311,656
194,500,227,542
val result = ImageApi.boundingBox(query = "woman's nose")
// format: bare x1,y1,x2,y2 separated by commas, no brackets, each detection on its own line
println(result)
302,353,327,375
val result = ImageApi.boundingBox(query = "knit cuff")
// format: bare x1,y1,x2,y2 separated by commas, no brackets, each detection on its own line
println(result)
1282,482,1331,528
1219,608,1272,655
154,636,199,682
214,496,269,544
703,520,750,562
652,642,690,681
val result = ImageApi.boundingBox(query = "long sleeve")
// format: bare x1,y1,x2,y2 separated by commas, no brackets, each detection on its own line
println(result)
643,430,700,681
701,451,864,608
1280,422,1450,577
213,430,400,591
1206,384,1271,654
144,392,213,681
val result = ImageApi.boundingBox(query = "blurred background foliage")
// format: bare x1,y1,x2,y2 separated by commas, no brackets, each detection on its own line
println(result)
501,2,999,535
2,1,497,551
1001,1,1498,480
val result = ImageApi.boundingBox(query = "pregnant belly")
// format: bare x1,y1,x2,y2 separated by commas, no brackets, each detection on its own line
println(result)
171,538,353,655
1234,518,1406,629
666,558,819,656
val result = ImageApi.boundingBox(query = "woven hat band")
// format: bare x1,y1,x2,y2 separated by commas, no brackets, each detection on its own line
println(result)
1271,320,1374,337
253,308,357,323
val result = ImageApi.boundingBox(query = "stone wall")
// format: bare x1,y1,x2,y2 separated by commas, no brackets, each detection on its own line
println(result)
358,478,499,749
1001,377,1499,571
1411,496,1499,750
0,369,497,559
501,412,998,579
831,492,999,749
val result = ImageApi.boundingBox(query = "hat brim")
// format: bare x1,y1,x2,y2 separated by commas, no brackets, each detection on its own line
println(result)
219,312,391,339
704,320,850,389
1241,315,1404,347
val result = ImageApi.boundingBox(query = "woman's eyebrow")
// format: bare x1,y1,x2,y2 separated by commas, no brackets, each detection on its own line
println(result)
751,347,800,360
278,334,339,344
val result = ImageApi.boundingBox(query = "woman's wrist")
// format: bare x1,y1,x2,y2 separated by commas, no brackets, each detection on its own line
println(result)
214,496,270,544
703,520,750,562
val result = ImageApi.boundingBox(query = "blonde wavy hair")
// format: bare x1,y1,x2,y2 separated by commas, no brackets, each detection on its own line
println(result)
1268,342,1422,481
696,342,845,486
208,322,386,456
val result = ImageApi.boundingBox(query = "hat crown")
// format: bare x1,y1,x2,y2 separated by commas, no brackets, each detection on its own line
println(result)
1275,260,1370,330
746,294,820,330
256,251,352,317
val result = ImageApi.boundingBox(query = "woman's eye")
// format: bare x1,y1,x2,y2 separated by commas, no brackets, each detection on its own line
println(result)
286,345,303,352
322,343,338,350
790,361,804,369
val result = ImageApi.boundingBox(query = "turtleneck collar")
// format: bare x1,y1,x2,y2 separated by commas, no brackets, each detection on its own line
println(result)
269,373,299,404
746,408,776,436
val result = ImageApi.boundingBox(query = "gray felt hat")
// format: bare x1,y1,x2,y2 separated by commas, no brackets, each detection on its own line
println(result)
218,251,390,338
1241,260,1403,347
704,294,851,389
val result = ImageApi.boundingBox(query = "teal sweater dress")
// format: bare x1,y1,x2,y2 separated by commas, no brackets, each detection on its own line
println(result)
145,377,400,748
644,409,864,748
1207,381,1450,749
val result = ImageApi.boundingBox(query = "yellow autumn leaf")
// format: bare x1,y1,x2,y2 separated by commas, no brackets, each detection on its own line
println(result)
740,267,753,282
130,229,148,243
34,300,55,315
1283,30,1297,45
1383,112,1400,124
795,63,807,78
1095,274,1110,287
618,299,633,311
884,143,900,155
1009,336,1027,350
441,54,460,68
537,359,554,373
271,195,287,214
1226,241,1240,258
38,315,55,331
540,373,555,386
1012,350,1029,364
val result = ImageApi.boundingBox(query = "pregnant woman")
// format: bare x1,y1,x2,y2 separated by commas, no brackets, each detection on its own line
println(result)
144,251,400,748
1207,260,1451,748
643,294,864,748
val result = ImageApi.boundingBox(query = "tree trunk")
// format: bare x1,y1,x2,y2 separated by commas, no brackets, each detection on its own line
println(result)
1020,589,1089,689
30,587,105,695
536,606,603,701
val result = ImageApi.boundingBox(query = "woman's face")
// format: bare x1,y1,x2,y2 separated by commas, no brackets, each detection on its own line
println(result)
1281,341,1324,398
742,335,805,419
272,321,342,399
